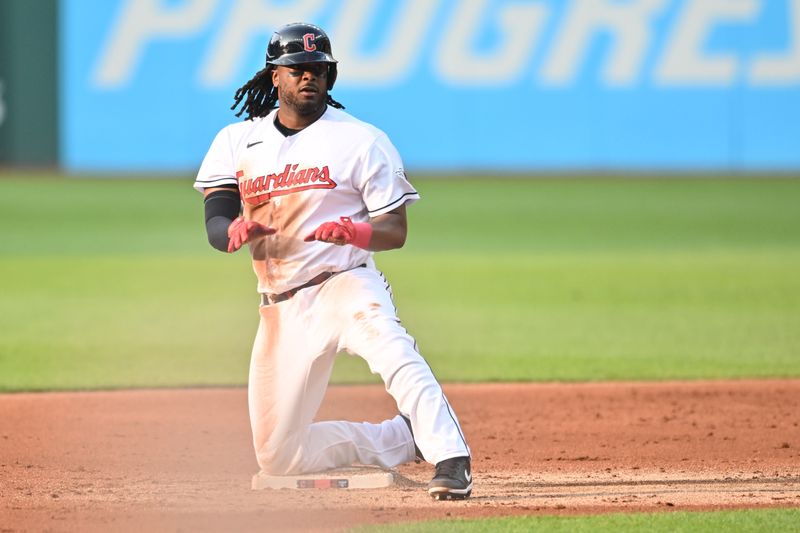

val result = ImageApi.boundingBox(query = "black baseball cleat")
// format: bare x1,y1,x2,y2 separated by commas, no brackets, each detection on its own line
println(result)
400,415,425,462
428,456,472,500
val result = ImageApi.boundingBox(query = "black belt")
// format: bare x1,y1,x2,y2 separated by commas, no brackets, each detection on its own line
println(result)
260,264,366,306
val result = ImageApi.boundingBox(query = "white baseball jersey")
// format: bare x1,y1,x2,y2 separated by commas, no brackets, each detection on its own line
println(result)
194,106,419,295
194,105,470,479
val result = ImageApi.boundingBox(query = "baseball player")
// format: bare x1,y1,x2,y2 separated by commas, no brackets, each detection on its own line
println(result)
194,22,472,500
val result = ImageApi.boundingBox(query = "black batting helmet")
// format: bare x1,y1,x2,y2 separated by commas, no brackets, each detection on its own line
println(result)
266,23,338,89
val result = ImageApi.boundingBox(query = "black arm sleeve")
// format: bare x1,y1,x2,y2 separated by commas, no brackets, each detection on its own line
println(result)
203,188,241,252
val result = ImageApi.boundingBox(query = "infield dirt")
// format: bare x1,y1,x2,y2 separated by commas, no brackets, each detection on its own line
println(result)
2,380,799,531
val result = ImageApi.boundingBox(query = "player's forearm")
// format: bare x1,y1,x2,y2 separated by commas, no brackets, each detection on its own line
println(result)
206,216,233,251
203,188,240,252
366,209,407,251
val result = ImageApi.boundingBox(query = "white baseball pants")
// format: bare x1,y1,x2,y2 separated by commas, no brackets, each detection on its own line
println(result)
248,265,470,475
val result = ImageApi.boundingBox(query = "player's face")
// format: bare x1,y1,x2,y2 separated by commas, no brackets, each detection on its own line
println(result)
272,63,328,117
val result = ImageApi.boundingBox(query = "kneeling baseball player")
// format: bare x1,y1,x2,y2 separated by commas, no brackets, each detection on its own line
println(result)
194,23,472,500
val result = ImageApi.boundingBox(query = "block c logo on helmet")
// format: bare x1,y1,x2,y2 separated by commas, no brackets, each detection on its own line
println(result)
303,33,316,53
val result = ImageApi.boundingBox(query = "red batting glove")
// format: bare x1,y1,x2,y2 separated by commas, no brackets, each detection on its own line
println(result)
303,217,373,249
227,216,276,253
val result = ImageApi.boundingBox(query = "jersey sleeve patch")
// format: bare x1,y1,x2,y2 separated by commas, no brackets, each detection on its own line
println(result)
358,136,419,216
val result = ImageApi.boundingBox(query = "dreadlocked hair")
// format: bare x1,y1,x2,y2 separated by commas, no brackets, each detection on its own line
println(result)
326,95,346,111
231,66,277,120
231,65,345,121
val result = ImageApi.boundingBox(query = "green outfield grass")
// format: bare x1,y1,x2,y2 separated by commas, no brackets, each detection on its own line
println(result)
1,175,799,390
352,508,800,532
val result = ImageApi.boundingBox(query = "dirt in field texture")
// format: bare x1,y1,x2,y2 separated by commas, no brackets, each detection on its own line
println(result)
2,381,799,532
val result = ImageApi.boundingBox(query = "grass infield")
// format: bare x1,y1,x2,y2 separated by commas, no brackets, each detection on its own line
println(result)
0,174,798,390
351,508,800,532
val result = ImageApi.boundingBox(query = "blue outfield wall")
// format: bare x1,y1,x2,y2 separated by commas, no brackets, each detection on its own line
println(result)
61,0,800,173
